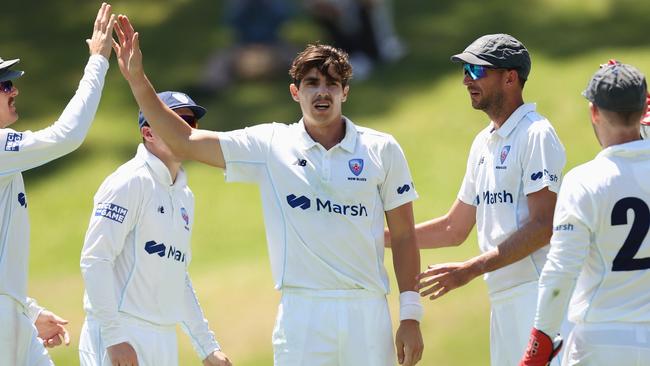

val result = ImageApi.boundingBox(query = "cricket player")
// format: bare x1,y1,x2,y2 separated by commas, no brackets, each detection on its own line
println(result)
408,34,567,365
520,62,650,366
113,15,424,366
79,91,231,366
0,3,114,365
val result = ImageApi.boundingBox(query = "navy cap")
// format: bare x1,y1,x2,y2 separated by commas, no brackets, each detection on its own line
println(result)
0,57,24,82
138,91,207,128
583,61,647,112
451,34,531,80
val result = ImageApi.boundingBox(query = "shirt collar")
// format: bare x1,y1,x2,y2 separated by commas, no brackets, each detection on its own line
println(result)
597,139,650,159
136,144,187,187
492,103,537,138
296,116,358,153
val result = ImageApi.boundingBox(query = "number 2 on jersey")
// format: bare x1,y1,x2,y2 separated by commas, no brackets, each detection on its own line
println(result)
611,197,650,271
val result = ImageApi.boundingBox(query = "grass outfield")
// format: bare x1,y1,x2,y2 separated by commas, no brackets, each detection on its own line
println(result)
6,0,650,365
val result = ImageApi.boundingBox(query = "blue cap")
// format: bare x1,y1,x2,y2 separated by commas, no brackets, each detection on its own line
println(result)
0,57,24,82
138,91,207,128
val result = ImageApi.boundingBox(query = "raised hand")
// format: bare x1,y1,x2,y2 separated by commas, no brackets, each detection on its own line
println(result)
113,14,144,82
86,3,116,59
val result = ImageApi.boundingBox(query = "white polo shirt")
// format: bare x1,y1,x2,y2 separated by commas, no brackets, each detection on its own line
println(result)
218,117,417,293
641,122,650,139
0,55,108,309
535,139,650,335
81,144,219,358
458,103,566,294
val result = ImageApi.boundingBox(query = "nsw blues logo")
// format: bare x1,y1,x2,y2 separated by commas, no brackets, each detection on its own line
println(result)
500,145,511,164
348,159,364,176
181,207,190,231
5,132,22,152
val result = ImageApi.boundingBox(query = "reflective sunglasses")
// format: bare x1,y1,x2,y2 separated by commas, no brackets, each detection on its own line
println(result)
0,80,13,93
463,63,490,80
179,114,198,128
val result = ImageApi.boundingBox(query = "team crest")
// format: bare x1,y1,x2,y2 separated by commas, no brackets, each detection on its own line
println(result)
348,159,364,176
181,207,190,230
500,145,511,164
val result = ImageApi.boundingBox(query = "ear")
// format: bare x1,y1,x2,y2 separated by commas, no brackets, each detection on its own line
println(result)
589,102,601,125
504,69,518,86
289,83,300,102
341,84,350,103
141,126,155,142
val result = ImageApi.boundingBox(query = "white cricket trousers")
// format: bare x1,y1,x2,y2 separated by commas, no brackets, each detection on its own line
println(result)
0,294,53,366
490,281,564,366
272,288,395,366
79,316,178,366
561,323,650,365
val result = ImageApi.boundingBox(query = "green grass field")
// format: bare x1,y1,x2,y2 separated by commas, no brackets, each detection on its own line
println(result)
4,0,650,364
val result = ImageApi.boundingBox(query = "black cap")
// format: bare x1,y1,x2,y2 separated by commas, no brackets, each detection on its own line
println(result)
451,34,531,80
138,91,207,128
583,61,647,112
0,57,24,82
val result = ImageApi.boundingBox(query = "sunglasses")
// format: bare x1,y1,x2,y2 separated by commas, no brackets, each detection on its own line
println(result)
0,80,13,93
178,114,198,128
463,64,491,80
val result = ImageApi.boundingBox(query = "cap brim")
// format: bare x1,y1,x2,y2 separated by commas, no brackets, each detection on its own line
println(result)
173,104,206,120
0,69,24,82
450,52,495,66
0,59,20,70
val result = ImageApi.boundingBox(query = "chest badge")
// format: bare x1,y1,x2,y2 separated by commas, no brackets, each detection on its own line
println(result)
348,159,364,176
499,145,511,164
181,207,190,231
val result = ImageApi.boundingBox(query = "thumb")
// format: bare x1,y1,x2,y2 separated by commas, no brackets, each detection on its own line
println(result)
396,339,405,364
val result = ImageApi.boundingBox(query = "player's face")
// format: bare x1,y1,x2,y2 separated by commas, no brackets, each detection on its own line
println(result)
0,80,19,128
290,66,349,127
462,65,506,112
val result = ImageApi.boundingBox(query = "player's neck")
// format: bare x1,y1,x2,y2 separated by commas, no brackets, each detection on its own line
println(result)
488,96,524,128
304,116,346,150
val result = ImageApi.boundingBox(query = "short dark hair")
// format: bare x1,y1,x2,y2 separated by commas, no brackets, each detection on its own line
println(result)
600,107,645,128
289,43,353,87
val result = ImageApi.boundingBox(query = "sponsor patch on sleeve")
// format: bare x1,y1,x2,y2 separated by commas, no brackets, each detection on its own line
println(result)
95,203,128,223
5,132,23,151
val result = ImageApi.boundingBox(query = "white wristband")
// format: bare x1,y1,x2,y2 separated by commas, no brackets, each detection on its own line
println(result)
399,291,423,322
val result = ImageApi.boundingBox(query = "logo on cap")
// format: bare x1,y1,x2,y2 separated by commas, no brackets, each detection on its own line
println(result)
172,92,190,104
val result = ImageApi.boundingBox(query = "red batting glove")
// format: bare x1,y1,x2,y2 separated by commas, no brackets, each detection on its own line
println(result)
519,328,563,366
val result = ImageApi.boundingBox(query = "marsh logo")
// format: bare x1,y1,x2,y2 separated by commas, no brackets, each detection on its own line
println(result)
286,194,311,210
286,194,367,217
531,169,559,183
477,190,514,205
17,192,26,207
95,203,128,223
5,133,22,152
144,240,186,263
397,184,411,195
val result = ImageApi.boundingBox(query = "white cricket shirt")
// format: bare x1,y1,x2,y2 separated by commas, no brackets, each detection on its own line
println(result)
641,123,650,140
458,103,566,294
218,117,417,293
81,144,219,358
0,55,108,308
535,140,650,336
